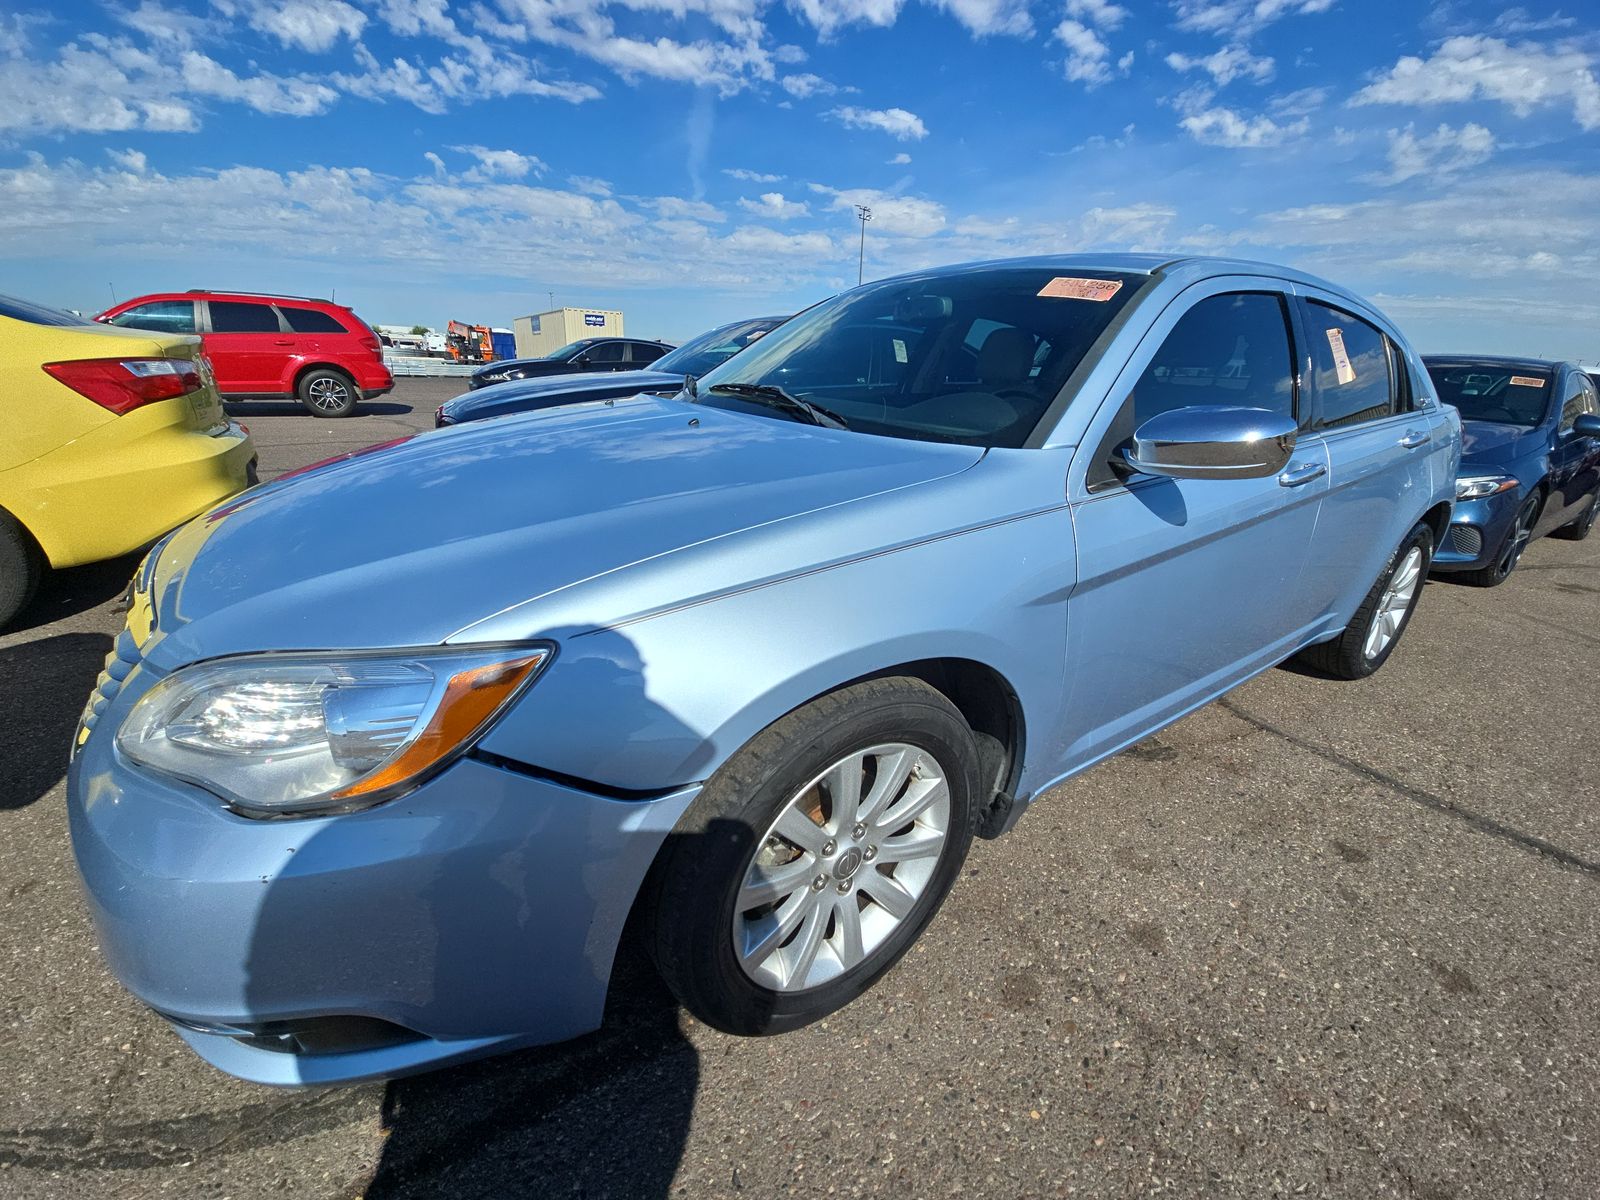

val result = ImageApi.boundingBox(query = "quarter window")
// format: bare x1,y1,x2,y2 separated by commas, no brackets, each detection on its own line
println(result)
107,300,196,335
630,342,667,363
208,301,281,333
1304,301,1395,429
280,306,348,334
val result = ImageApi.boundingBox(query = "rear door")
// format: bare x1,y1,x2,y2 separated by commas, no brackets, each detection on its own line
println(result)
584,341,628,372
1061,279,1327,767
1290,293,1437,624
628,341,668,366
1540,369,1600,533
202,300,292,395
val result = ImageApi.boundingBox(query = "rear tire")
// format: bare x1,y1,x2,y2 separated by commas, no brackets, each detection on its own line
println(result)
1461,491,1541,586
297,368,358,418
0,510,43,630
1552,490,1598,542
1297,521,1433,680
645,677,980,1036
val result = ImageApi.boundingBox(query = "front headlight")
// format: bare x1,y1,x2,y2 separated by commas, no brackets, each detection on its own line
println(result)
1456,475,1519,500
117,646,549,817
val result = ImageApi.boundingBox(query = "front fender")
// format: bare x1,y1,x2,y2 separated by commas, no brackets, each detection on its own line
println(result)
474,506,1077,801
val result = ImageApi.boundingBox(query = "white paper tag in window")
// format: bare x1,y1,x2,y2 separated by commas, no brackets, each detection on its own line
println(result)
1509,375,1544,388
1326,327,1356,385
892,338,908,363
1037,277,1123,301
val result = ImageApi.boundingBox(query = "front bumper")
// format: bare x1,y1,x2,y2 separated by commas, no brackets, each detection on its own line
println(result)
1430,487,1523,571
68,697,698,1086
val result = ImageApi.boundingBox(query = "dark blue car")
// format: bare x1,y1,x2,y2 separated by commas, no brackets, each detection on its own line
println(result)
1424,355,1600,585
438,316,787,426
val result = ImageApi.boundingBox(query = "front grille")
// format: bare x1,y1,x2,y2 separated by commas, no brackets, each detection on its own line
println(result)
1449,525,1483,558
76,627,144,745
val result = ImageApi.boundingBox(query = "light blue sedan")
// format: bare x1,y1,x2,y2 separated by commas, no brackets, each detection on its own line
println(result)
68,254,1461,1085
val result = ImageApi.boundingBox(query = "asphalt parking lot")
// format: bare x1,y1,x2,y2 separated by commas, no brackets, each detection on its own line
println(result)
2,378,1595,1199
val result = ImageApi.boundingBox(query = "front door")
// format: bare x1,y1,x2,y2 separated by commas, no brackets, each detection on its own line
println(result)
1061,281,1327,769
202,299,292,395
1540,370,1600,534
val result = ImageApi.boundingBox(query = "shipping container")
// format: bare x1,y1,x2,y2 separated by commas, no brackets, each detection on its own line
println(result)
513,307,625,358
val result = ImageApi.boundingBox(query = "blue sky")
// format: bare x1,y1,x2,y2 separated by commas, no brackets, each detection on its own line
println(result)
1,0,1597,359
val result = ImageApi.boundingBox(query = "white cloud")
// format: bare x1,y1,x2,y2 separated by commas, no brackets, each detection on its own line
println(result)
926,0,1032,37
809,184,947,237
785,0,905,38
827,104,928,139
1352,35,1600,130
334,44,599,113
1380,121,1495,184
652,196,727,222
888,151,912,164
451,144,547,179
724,167,783,181
780,72,838,97
568,174,613,195
424,150,446,174
1166,45,1274,86
1171,0,1334,37
1179,103,1308,147
245,0,367,53
113,1,211,47
1054,20,1115,87
106,147,148,172
1065,0,1127,28
738,191,809,219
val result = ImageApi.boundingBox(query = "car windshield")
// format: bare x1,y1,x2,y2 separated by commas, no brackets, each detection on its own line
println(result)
545,340,593,360
656,318,786,376
694,267,1143,447
1425,362,1550,426
0,294,84,327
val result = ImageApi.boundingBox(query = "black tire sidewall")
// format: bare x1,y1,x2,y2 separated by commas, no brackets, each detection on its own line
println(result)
298,369,357,418
0,511,42,629
1354,522,1434,675
648,679,979,1036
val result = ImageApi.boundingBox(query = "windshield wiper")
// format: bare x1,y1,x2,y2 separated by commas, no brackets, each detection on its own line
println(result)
705,382,848,430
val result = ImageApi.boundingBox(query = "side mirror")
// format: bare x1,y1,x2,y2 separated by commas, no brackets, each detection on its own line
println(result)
1572,413,1600,438
1123,405,1296,481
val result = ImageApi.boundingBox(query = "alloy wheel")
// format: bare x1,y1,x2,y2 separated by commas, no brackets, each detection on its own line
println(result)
733,743,950,992
1364,545,1423,660
308,377,352,412
1496,497,1538,578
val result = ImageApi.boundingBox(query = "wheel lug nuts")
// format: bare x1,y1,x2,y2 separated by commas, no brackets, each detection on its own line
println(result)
822,840,836,856
863,845,877,861
812,875,827,891
852,823,865,839
836,881,851,894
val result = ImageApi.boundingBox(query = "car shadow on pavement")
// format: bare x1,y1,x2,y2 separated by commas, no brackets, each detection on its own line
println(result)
223,401,413,418
0,631,112,809
366,936,699,1199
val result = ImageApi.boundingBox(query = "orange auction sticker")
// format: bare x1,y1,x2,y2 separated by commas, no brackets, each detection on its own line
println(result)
1509,375,1545,388
1037,277,1123,301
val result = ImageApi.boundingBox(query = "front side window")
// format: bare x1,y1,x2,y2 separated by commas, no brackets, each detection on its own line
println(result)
108,300,196,334
1304,301,1395,429
587,341,626,364
696,267,1144,447
1424,362,1549,427
280,306,348,334
1560,373,1594,429
208,301,281,333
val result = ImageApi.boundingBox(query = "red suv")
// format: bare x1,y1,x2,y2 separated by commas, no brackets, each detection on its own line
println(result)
95,291,394,417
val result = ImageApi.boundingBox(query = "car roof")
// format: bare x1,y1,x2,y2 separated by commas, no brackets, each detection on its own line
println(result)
116,290,345,308
1422,353,1567,372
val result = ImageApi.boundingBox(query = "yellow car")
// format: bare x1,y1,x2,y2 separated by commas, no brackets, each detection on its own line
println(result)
0,293,257,627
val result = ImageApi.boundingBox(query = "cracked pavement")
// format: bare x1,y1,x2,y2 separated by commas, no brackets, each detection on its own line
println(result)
2,380,1595,1198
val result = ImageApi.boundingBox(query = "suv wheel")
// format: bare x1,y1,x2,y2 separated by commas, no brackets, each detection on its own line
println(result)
1296,521,1433,680
298,369,358,418
1461,491,1540,586
645,677,979,1036
1553,490,1599,542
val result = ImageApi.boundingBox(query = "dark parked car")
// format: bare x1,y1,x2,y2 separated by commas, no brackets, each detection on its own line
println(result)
467,337,674,389
438,316,788,426
1424,355,1600,585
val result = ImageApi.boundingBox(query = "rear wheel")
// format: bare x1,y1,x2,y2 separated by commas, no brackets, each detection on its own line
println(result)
297,368,358,418
0,510,43,630
1297,521,1433,680
1552,490,1598,542
1461,491,1540,586
645,677,979,1036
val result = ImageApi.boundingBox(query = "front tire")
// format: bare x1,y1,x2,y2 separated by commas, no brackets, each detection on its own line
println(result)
0,510,43,630
645,677,979,1036
1552,490,1599,542
1460,491,1541,586
1297,521,1433,680
297,368,358,418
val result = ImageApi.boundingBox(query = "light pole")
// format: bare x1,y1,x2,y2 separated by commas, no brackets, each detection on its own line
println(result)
855,205,872,286
547,291,555,310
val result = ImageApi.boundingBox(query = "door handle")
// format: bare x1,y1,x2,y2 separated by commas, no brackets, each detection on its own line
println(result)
1278,461,1326,488
273,338,294,346
1399,429,1429,448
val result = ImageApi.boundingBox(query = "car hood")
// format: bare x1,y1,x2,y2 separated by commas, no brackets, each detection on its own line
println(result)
443,370,684,423
138,395,986,670
1460,418,1543,467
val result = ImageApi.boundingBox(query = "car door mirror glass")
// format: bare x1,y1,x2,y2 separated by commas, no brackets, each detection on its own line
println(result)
1124,405,1297,480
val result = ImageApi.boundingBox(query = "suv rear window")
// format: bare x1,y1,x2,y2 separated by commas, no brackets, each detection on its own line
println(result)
208,301,281,333
0,294,82,327
280,306,349,334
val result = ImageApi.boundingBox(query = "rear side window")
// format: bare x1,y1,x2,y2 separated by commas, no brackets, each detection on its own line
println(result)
208,301,281,333
587,342,626,364
280,306,348,334
630,342,667,364
1303,301,1395,429
106,300,196,334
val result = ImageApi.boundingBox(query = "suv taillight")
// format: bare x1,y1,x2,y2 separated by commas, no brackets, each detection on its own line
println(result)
43,358,203,415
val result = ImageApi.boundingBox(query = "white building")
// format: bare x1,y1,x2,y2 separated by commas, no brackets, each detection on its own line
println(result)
513,307,625,358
